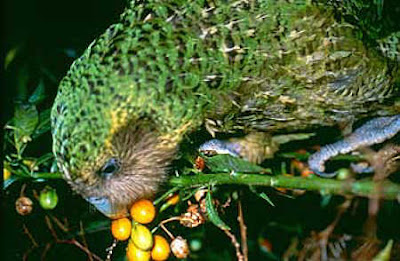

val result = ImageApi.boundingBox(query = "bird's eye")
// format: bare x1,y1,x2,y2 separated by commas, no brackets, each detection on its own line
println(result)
100,157,120,178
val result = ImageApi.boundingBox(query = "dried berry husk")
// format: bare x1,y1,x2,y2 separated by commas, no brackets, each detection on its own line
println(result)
16,196,33,215
171,236,189,259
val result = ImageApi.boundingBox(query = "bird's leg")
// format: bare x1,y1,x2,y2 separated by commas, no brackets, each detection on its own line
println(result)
308,115,400,178
199,132,279,164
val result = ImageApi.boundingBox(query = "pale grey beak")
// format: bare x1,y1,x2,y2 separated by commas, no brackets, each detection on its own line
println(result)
86,196,127,219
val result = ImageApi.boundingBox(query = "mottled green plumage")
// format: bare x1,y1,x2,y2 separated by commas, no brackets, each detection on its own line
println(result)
51,0,400,217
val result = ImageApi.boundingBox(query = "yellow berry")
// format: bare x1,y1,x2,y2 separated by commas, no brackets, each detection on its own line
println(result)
3,168,11,180
127,240,151,261
166,194,180,205
131,223,153,251
130,199,156,224
111,218,131,241
23,160,38,171
151,235,170,261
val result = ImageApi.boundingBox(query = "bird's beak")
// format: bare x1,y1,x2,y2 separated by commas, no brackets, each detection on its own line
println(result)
86,196,128,219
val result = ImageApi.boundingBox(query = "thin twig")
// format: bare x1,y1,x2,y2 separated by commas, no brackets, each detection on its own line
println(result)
223,229,244,261
317,198,352,261
152,216,182,235
237,200,248,261
105,239,118,261
23,224,38,247
160,223,176,240
58,239,103,261
45,215,59,241
361,145,400,238
22,224,39,261
41,243,52,261
44,215,102,261
51,214,69,233
20,183,27,197
80,221,93,261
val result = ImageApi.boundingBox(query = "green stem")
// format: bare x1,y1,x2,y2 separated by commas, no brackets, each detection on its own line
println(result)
30,172,63,179
16,171,400,200
168,173,400,200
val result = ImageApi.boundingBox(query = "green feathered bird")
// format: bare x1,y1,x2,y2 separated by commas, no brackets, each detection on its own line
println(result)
51,0,400,218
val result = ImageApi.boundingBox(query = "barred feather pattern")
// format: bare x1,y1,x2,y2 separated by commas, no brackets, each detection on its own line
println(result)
51,0,400,215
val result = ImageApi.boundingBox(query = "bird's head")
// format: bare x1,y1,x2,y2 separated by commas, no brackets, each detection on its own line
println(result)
52,93,177,218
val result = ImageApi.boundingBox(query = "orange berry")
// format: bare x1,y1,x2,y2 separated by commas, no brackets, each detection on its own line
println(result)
127,240,151,261
111,218,131,241
160,194,180,212
258,238,272,253
301,168,314,177
166,194,179,205
130,199,156,224
194,156,205,171
151,235,170,261
275,187,287,194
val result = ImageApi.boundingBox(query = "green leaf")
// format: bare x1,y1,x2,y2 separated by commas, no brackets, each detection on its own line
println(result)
5,47,19,69
3,175,19,190
76,220,110,236
374,0,383,18
279,152,310,161
32,109,51,138
205,189,230,230
13,104,38,155
16,65,30,100
203,154,270,174
153,186,180,205
35,152,54,167
28,80,46,105
320,194,332,208
249,186,275,207
373,240,393,261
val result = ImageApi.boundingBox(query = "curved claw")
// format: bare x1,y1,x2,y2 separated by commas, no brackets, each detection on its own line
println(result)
308,115,400,178
350,163,374,174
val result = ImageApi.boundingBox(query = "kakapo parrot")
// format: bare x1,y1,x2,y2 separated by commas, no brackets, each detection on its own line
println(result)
51,0,400,218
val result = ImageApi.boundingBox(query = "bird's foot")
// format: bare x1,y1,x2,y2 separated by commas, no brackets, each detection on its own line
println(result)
199,132,278,164
198,139,242,158
308,115,400,178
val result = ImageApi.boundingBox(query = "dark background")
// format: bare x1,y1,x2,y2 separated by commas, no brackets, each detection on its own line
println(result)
2,0,400,260
2,1,126,260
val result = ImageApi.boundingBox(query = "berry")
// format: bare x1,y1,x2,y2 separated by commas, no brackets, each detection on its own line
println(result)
39,186,58,210
16,196,33,216
111,218,132,241
151,235,170,261
171,236,189,259
127,240,151,261
131,223,153,251
130,199,156,224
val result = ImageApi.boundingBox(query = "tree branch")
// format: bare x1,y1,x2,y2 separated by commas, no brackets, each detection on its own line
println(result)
168,173,400,200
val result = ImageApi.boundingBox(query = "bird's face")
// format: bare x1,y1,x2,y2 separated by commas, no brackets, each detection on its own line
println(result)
55,120,176,219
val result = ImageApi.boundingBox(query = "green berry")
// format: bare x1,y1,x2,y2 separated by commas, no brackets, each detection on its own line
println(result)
39,186,58,210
